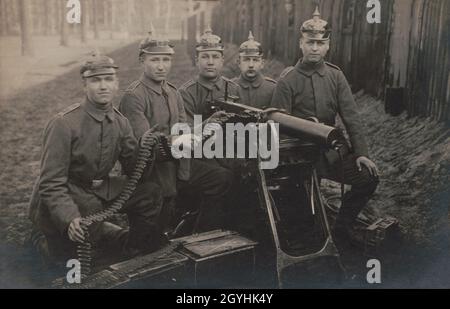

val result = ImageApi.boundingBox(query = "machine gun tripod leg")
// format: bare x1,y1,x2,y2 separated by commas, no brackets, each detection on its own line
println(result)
256,158,346,288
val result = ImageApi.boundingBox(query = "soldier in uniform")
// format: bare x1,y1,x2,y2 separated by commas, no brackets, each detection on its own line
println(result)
119,29,233,233
270,8,380,243
233,31,276,109
179,27,240,125
28,52,165,265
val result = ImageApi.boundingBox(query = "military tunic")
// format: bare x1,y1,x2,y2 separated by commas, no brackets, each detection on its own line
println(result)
28,99,165,259
120,74,233,232
270,60,368,158
271,59,378,230
179,76,240,125
119,74,190,197
28,100,138,236
232,73,276,109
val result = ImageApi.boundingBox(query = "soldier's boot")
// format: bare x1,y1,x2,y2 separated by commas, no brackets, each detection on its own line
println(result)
90,221,137,259
27,227,55,269
332,220,353,253
123,181,168,254
333,175,379,248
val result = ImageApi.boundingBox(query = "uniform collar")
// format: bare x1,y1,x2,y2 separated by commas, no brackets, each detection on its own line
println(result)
295,59,326,77
83,98,115,122
197,75,224,91
237,73,263,89
139,73,168,95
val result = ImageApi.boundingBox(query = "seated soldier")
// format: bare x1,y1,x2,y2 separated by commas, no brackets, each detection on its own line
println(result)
119,27,233,234
233,31,276,109
28,51,166,267
179,26,240,124
270,8,379,245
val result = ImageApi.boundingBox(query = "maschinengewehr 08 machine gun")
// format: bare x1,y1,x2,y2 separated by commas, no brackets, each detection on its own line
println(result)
211,98,343,149
209,98,347,287
209,98,398,287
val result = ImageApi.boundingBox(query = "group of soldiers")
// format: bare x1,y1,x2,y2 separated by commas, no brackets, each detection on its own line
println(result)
28,9,379,268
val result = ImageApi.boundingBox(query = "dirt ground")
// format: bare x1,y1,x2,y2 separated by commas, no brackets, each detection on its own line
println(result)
0,40,448,288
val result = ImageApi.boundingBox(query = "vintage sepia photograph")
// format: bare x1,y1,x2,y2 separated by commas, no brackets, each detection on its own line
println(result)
0,0,448,290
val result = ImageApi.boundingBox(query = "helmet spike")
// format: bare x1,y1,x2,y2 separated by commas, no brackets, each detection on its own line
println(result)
248,30,254,41
204,24,213,35
91,47,101,57
239,31,262,56
313,6,320,17
300,6,331,41
149,22,156,36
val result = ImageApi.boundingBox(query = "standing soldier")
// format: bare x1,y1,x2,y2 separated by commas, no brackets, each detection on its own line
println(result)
119,28,233,233
179,27,240,125
233,31,276,109
29,52,164,265
270,8,380,244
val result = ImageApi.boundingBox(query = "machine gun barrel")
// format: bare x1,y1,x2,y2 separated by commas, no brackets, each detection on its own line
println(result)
213,99,342,149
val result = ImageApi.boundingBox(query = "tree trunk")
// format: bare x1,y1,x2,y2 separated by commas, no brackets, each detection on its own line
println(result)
0,0,8,36
44,0,51,35
165,0,171,36
55,0,61,36
105,0,113,38
181,19,185,41
93,0,99,39
19,0,34,56
139,0,145,35
60,0,68,46
10,0,19,35
81,0,88,42
126,0,134,37
110,0,115,39
103,0,108,32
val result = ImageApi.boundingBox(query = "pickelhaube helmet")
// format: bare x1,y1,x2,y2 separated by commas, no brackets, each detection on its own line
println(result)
139,23,175,56
239,31,263,56
80,49,118,78
196,26,224,52
300,7,331,41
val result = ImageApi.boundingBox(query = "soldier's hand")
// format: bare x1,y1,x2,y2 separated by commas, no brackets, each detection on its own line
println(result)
140,125,160,148
206,111,230,124
356,156,379,178
68,217,85,243
172,133,201,154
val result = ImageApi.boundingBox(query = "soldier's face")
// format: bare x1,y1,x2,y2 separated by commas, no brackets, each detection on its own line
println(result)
300,38,329,63
196,51,224,79
84,74,118,104
238,56,264,80
141,54,172,82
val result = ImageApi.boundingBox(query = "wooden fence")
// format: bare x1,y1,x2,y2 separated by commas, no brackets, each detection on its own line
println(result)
206,0,449,124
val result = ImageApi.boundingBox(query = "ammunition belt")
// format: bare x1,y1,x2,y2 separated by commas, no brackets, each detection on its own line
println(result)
54,241,182,289
76,130,160,280
157,134,174,161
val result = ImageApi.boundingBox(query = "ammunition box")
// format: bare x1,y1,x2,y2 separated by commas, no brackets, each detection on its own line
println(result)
173,230,258,288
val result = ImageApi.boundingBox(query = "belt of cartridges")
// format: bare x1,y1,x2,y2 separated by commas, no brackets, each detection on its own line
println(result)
69,115,250,287
157,134,174,161
77,130,161,280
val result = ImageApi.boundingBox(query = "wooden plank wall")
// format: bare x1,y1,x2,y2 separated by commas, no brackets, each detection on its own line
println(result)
209,0,449,124
403,0,449,123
